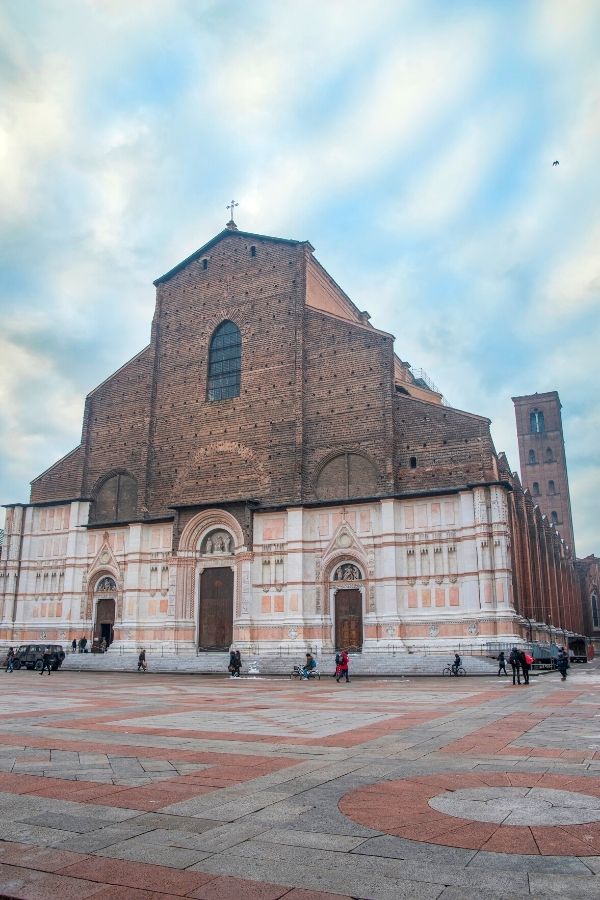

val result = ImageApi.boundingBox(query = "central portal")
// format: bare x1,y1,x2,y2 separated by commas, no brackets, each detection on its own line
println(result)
199,567,234,650
335,589,363,651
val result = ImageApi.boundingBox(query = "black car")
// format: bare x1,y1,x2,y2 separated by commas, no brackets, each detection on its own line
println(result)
12,644,65,671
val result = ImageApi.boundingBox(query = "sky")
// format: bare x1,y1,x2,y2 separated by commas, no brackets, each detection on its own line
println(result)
0,0,599,555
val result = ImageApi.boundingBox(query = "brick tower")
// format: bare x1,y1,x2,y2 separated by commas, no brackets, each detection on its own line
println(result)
512,391,576,553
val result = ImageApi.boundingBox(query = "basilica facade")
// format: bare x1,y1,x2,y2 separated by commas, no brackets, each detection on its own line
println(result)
0,223,587,655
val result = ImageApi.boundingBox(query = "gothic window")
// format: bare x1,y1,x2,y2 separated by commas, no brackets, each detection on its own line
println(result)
315,452,379,500
409,456,417,469
530,409,545,433
551,511,559,525
532,482,540,496
548,480,556,494
91,473,137,523
96,576,117,592
333,564,362,581
592,593,599,629
545,447,554,462
207,320,241,401
528,449,537,465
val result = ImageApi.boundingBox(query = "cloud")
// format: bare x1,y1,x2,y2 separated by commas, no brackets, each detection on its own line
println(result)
0,0,599,559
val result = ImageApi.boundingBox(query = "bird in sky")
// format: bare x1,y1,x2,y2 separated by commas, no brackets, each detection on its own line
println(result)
552,160,560,166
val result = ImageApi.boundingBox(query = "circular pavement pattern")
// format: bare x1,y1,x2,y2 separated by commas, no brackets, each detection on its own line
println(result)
429,786,600,826
338,772,600,855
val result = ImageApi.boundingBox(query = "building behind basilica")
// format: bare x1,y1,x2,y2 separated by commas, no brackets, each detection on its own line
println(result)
0,222,594,657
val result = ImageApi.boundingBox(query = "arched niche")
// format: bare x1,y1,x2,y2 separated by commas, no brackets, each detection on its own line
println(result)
315,452,380,501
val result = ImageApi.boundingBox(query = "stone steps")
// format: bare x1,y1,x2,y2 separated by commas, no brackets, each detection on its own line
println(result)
61,651,500,677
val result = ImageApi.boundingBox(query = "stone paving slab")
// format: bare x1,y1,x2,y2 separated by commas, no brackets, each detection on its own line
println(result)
0,666,600,898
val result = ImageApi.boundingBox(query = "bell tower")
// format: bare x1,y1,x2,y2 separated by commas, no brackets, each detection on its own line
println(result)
512,390,575,554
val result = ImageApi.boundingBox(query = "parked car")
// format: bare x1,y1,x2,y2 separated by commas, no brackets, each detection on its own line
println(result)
12,644,65,671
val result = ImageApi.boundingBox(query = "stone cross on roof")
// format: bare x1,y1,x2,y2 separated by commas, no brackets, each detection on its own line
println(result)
226,200,239,230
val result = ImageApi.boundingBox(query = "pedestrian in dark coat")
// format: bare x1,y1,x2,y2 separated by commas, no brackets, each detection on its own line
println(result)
557,649,569,681
71,638,77,653
509,647,521,685
497,651,507,676
519,650,531,685
40,648,52,675
137,649,147,672
5,648,15,673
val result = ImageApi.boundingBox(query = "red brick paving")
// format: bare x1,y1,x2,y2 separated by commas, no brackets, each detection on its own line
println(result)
339,771,600,855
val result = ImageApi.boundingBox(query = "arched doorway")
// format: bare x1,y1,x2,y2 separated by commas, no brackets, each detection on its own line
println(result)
198,568,234,650
94,598,115,646
197,528,235,651
332,563,363,651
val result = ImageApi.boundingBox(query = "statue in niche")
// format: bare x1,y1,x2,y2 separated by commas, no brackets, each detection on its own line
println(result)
96,576,116,592
333,563,361,582
202,530,232,555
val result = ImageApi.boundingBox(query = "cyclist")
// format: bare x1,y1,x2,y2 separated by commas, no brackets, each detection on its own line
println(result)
451,651,461,676
302,652,317,679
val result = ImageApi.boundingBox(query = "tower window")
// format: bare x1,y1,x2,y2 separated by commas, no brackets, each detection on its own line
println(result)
202,258,208,270
532,482,540,496
207,320,241,401
250,245,257,257
545,447,554,462
592,593,599,629
528,449,537,464
530,409,545,433
551,511,559,525
409,456,417,469
548,480,556,494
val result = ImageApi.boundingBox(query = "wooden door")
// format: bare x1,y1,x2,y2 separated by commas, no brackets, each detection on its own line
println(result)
199,567,234,650
335,589,363,651
94,598,115,644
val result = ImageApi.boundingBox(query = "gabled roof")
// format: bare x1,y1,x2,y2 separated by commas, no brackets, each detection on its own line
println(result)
153,228,314,286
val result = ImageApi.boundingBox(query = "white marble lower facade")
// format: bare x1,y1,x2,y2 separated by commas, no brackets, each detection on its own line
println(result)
0,484,521,653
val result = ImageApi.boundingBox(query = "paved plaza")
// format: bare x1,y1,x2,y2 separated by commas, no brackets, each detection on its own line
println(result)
0,665,599,898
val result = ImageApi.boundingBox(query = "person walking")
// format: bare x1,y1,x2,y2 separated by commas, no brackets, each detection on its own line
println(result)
137,648,147,672
40,648,52,675
71,638,77,653
497,651,508,676
509,647,521,685
556,647,569,681
519,650,531,685
5,647,15,673
336,649,350,683
228,649,242,677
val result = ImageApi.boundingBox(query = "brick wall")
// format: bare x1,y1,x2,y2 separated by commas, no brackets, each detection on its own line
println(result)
302,309,395,499
394,395,498,492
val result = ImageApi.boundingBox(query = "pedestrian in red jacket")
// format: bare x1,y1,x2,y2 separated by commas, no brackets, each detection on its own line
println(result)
336,649,350,683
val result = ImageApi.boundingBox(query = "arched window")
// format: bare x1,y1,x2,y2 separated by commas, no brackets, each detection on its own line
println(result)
207,321,241,401
528,449,537,464
409,456,417,469
548,480,556,494
530,409,545,433
592,593,599,629
91,473,138,523
532,482,540,496
545,447,553,462
551,511,558,525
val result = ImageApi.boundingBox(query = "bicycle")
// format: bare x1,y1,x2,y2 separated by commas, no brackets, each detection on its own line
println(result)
442,664,466,676
290,664,321,680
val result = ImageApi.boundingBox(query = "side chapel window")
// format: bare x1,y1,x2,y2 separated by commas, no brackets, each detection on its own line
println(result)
207,321,241,401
